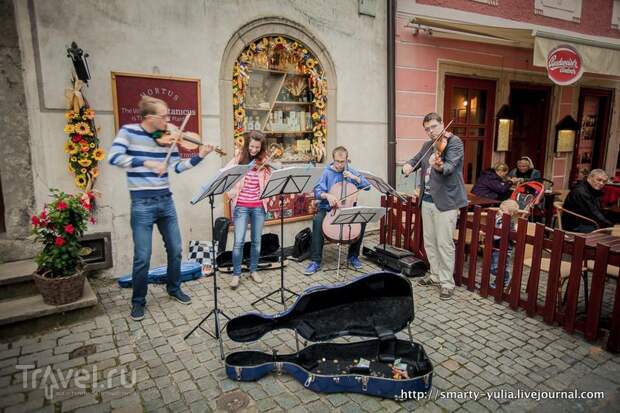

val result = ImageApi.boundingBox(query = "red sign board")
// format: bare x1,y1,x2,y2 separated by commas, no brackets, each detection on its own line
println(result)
112,72,202,157
546,45,583,86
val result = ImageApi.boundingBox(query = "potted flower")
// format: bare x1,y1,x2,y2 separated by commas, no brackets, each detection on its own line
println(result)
31,189,94,305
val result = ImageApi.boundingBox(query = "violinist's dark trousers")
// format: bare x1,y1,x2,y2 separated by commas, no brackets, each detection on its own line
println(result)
311,209,366,264
130,194,182,306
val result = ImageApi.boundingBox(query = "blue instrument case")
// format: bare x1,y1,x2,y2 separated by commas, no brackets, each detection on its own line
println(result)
225,272,433,399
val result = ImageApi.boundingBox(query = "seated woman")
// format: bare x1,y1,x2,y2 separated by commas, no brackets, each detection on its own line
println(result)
508,156,542,185
471,163,513,201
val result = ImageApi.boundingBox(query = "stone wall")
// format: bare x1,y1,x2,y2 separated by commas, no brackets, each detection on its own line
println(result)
0,0,38,262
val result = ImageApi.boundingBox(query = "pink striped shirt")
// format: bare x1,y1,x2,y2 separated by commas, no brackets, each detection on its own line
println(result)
237,167,263,207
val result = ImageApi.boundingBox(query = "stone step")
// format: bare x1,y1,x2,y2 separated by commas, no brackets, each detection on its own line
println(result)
0,259,37,286
0,279,98,326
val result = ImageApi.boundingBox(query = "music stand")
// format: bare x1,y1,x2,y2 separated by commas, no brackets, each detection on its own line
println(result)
330,206,386,280
184,164,251,359
252,166,323,309
360,171,408,271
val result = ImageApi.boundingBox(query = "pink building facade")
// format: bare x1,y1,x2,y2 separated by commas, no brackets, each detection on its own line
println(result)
394,0,620,190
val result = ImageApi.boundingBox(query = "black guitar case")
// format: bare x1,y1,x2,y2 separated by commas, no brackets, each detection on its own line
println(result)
363,244,428,278
225,272,433,399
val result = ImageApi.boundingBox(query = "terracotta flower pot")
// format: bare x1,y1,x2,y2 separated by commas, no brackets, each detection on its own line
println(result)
32,269,85,306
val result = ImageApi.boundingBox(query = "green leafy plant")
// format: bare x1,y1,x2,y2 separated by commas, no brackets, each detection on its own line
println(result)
31,189,94,278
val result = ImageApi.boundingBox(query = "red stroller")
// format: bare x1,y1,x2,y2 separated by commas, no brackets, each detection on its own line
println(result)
510,181,545,219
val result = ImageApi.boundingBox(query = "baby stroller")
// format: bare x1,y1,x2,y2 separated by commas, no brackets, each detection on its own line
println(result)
510,181,545,220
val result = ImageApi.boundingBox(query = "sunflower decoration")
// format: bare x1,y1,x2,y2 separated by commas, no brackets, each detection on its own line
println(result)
78,158,92,167
64,141,78,155
93,148,105,161
64,96,103,190
82,109,95,120
75,175,88,188
74,122,91,135
233,35,328,163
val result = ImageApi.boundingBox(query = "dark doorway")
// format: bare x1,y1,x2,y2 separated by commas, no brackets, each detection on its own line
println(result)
507,83,552,175
570,88,613,183
444,76,496,184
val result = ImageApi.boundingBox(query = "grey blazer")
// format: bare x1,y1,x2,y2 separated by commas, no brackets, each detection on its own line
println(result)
406,135,468,211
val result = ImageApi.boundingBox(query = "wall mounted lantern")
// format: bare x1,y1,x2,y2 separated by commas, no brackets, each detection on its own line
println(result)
495,104,514,152
555,115,579,153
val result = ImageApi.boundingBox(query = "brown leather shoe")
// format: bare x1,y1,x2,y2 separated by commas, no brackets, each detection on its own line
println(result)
418,277,441,287
229,276,240,290
439,287,454,300
250,272,263,283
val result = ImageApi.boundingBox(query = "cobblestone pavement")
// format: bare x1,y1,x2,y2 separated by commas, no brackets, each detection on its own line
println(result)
1,235,619,412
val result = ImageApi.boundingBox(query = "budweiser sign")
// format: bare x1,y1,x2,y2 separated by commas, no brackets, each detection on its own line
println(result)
546,45,583,85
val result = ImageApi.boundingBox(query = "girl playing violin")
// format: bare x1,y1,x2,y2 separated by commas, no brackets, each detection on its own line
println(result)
225,131,272,289
108,96,215,321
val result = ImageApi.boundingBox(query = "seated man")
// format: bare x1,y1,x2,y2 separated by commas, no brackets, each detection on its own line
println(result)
304,146,370,275
563,169,613,233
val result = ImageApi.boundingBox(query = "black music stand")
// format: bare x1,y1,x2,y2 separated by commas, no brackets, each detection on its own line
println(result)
330,206,385,280
252,166,323,309
184,164,251,359
360,171,408,271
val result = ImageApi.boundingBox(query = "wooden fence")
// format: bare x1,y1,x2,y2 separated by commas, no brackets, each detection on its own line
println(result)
379,195,620,353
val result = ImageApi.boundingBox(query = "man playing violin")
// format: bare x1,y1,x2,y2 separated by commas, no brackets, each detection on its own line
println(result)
402,112,467,300
108,96,214,321
304,146,371,275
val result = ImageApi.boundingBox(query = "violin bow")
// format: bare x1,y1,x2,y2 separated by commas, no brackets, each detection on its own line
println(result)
160,114,191,176
406,119,454,174
337,184,372,203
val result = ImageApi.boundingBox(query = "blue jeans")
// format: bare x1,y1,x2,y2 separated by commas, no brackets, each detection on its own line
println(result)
491,246,513,278
130,194,182,306
232,206,266,276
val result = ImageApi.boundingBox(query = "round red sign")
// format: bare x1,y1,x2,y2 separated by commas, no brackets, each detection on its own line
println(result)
546,45,583,86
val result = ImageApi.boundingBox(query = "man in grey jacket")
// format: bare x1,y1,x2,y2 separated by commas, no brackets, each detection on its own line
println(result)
402,113,468,299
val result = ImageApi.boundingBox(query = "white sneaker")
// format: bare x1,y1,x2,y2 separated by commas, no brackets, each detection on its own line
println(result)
251,272,263,283
230,276,240,289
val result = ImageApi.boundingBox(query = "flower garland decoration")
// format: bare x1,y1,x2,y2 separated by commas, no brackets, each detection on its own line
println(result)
64,79,104,190
233,36,328,162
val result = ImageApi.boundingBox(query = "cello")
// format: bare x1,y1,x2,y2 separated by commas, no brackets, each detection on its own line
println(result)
321,161,362,244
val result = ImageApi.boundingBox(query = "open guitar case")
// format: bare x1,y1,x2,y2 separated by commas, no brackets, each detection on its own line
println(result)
224,272,433,398
216,233,288,273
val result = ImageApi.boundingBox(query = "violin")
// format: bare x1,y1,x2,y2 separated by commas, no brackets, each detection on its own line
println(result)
255,144,283,172
154,124,226,156
321,161,362,244
407,119,454,173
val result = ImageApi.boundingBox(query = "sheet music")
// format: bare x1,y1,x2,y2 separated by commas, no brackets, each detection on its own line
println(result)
331,206,386,225
359,170,408,202
260,166,323,199
191,164,251,205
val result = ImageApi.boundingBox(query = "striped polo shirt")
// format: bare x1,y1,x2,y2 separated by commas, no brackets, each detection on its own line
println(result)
237,167,262,207
107,124,203,200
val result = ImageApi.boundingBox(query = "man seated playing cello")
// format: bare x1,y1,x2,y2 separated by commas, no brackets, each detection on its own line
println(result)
304,146,371,275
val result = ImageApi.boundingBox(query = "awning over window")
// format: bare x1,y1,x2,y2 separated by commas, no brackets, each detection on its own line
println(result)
409,15,620,78
533,33,620,78
409,16,534,48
